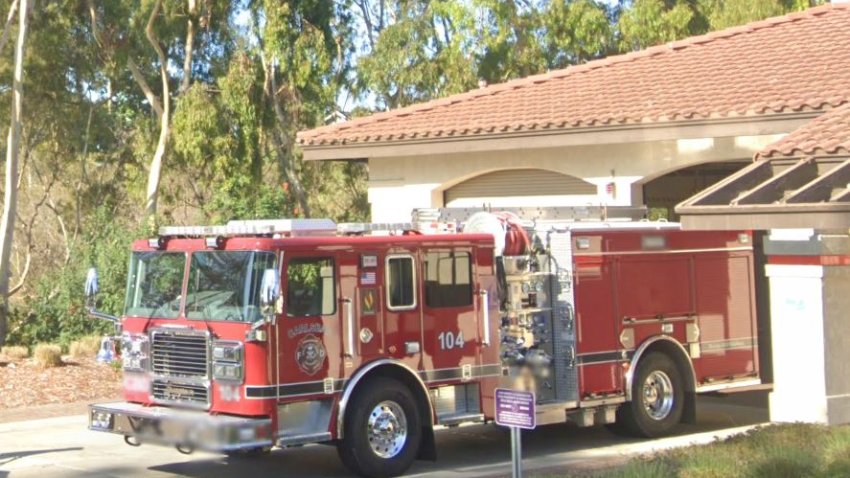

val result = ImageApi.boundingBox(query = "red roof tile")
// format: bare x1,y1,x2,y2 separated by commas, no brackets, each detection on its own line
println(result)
758,102,850,158
298,4,850,148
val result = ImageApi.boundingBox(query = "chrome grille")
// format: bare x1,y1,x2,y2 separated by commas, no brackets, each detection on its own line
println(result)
151,330,209,378
150,329,210,408
152,379,209,406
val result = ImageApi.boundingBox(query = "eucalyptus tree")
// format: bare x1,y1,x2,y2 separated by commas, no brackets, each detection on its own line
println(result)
353,0,478,109
697,0,823,30
87,0,232,227
0,0,27,346
542,0,613,68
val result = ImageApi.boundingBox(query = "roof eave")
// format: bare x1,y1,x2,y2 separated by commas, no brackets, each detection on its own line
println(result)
300,112,819,161
678,205,850,230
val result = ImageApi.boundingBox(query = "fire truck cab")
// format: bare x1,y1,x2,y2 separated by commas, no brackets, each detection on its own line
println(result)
85,208,761,477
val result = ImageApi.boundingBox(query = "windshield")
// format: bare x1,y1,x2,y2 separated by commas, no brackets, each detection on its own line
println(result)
124,252,186,318
123,250,277,322
185,251,276,322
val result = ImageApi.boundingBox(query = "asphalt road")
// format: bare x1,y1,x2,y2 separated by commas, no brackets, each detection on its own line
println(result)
0,392,769,478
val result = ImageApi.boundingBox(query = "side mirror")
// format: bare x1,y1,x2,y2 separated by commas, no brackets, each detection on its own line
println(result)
85,268,99,307
259,268,280,324
84,267,118,324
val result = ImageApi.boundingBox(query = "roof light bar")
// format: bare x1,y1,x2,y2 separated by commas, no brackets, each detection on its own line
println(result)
147,237,166,250
158,219,338,238
205,236,224,249
337,222,413,235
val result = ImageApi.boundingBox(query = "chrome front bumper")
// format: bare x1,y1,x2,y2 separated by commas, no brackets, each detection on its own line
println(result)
89,402,273,452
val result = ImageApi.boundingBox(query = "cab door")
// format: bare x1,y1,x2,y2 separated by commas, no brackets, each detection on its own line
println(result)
420,248,479,383
276,253,343,400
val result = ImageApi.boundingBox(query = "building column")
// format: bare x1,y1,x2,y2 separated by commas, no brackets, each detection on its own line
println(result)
764,230,850,425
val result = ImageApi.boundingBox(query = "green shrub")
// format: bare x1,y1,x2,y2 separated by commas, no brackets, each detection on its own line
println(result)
7,206,138,347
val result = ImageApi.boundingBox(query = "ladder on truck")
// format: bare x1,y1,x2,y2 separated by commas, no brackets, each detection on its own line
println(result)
156,206,651,239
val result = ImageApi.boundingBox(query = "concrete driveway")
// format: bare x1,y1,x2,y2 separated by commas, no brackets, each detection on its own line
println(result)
0,392,769,478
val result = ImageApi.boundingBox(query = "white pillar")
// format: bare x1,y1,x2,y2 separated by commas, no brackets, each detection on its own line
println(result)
764,231,850,425
765,264,827,423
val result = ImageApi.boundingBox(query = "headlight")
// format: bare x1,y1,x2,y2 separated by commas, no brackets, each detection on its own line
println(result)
90,410,113,430
212,343,243,362
212,341,244,382
121,333,149,371
213,363,243,381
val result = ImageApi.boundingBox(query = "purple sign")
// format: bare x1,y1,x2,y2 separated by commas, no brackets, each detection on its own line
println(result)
494,388,536,430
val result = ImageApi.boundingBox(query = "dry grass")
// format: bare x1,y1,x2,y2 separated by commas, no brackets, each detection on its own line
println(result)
591,424,850,478
1,345,28,360
32,343,63,368
69,335,102,359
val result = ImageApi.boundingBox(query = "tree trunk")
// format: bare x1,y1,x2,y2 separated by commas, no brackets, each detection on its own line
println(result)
142,0,170,225
179,0,197,94
262,55,311,217
0,0,28,346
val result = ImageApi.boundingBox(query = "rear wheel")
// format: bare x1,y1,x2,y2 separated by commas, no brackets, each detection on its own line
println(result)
617,352,684,437
337,377,422,478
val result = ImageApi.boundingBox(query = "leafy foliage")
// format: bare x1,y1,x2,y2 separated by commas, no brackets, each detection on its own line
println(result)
618,0,695,51
543,0,614,67
7,208,138,347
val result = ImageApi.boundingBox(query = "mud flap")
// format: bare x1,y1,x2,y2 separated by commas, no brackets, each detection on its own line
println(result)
417,425,437,461
682,390,697,424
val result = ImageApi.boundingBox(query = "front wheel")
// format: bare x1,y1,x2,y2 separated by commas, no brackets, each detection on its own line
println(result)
337,377,422,478
617,352,684,437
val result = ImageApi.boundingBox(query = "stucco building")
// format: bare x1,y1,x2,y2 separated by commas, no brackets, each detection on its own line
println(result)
298,5,850,224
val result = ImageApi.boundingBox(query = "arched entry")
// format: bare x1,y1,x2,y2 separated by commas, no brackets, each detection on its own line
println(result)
642,161,750,221
443,168,597,208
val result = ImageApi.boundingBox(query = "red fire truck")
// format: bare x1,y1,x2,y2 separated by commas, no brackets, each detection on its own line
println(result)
85,207,761,477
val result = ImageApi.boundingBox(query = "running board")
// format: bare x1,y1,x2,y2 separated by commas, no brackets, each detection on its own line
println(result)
696,378,764,394
277,432,332,447
437,412,484,426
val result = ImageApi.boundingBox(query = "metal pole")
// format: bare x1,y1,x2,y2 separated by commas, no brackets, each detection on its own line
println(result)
511,426,522,478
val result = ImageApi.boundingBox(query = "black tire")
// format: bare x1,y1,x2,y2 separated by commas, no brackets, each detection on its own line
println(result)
617,352,684,438
337,377,422,478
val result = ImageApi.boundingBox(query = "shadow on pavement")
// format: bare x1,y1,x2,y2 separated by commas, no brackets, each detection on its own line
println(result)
0,447,83,466
148,391,769,478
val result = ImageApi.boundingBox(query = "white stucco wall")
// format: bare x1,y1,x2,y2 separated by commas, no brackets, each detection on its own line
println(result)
366,134,783,222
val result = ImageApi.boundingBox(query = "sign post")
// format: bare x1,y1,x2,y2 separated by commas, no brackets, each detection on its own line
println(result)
494,388,536,478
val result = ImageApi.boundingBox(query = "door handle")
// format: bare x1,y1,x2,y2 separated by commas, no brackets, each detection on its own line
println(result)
342,298,355,358
479,289,491,347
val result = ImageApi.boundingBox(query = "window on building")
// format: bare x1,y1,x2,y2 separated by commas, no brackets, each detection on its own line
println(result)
287,257,336,317
387,255,416,309
424,251,472,308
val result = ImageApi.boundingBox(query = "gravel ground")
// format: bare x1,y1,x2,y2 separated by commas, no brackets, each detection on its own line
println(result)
0,354,122,421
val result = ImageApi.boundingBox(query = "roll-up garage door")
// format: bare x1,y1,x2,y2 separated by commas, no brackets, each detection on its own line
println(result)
444,168,598,208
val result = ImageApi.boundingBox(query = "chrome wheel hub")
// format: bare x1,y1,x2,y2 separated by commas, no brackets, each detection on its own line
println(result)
367,400,408,459
642,370,674,420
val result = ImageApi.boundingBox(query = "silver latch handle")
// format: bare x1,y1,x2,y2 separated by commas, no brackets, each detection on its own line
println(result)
343,298,355,357
480,289,491,347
